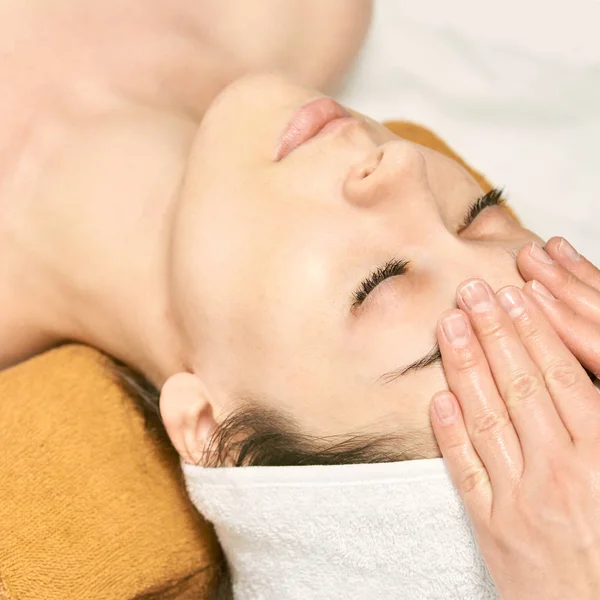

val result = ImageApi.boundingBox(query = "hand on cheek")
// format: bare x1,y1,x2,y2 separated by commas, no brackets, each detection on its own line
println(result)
429,277,600,600
517,237,600,378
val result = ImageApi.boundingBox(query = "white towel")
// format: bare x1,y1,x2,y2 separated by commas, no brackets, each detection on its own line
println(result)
184,379,600,599
183,458,498,599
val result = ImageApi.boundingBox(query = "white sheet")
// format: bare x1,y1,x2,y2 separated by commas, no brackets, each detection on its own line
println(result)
338,0,600,265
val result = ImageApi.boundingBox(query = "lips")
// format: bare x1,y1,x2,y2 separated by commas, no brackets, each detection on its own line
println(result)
275,97,352,161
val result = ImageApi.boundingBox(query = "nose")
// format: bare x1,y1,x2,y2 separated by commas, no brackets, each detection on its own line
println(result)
343,140,430,209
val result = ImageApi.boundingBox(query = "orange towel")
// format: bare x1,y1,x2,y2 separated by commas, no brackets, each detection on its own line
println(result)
0,122,508,600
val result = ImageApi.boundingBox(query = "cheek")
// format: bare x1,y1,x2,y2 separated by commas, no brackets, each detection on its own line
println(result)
379,365,448,441
345,365,447,458
349,277,442,366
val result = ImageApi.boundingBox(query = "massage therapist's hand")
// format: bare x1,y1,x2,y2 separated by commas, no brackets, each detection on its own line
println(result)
430,277,600,600
516,237,600,378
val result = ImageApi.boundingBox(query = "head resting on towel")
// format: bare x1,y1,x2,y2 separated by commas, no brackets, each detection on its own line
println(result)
120,73,542,469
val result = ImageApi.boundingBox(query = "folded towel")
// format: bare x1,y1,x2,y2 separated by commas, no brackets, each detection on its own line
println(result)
184,377,600,600
0,346,223,600
183,458,498,600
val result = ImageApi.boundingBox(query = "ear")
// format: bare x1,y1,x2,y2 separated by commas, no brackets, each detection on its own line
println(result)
159,372,218,466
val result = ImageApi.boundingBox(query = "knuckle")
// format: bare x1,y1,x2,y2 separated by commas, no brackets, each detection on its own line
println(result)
443,432,468,455
505,372,542,406
471,408,511,440
538,456,582,505
513,315,541,342
474,313,505,339
544,360,579,391
460,464,490,494
452,345,480,373
546,454,573,482
557,271,579,297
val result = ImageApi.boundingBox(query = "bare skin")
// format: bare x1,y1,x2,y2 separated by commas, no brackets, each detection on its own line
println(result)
432,242,600,599
4,7,600,595
0,0,372,376
0,1,543,452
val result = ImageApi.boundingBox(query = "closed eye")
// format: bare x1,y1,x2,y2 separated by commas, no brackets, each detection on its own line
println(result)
352,258,409,307
458,187,506,232
350,188,505,308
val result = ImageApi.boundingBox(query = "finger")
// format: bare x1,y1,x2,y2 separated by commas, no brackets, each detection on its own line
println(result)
430,390,492,519
457,279,572,459
437,309,522,495
497,284,600,443
545,237,600,292
525,279,600,380
517,242,600,323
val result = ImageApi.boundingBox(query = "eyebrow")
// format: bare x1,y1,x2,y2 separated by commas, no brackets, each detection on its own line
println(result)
376,344,442,385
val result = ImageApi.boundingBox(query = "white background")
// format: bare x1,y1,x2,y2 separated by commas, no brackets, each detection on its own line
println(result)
339,0,600,264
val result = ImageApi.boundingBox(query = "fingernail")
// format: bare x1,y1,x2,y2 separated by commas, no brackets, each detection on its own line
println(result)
497,287,525,319
529,243,554,265
459,280,493,312
441,313,470,347
558,238,580,261
433,393,457,424
531,280,554,300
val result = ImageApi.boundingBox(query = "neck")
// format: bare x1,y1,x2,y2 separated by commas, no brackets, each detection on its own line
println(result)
0,0,238,382
61,110,195,386
0,103,199,385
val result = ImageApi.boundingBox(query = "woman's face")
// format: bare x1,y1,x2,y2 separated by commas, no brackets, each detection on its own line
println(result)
170,73,542,453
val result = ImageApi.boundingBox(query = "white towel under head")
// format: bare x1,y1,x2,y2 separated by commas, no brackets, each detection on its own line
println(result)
183,457,499,599
184,380,600,600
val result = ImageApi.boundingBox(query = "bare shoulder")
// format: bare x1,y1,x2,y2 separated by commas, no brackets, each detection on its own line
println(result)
194,0,373,92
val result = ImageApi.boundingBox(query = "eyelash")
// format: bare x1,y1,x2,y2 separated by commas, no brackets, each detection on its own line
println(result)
352,258,410,306
459,187,505,231
352,187,506,307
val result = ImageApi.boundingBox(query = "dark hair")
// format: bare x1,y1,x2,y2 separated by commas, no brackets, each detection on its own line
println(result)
115,361,428,599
